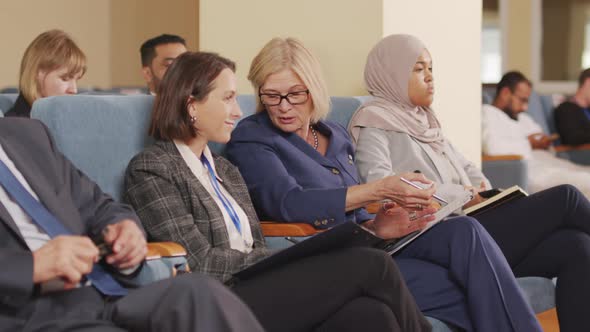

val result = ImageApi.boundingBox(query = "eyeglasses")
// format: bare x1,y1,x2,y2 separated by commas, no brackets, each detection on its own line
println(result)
259,89,310,106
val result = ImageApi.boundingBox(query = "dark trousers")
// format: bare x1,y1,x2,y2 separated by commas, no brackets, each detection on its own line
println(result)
476,184,590,332
232,247,431,332
396,217,541,332
2,273,264,332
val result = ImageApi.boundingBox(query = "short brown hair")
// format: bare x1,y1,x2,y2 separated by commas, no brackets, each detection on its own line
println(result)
19,29,86,105
578,68,590,87
149,52,236,141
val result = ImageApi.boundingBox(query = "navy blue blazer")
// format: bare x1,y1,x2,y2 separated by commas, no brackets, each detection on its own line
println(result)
226,112,373,229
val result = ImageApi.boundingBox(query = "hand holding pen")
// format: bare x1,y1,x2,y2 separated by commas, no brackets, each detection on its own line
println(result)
375,172,436,210
399,177,448,205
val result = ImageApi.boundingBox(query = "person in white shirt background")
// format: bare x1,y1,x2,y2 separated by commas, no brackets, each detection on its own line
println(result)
482,71,590,197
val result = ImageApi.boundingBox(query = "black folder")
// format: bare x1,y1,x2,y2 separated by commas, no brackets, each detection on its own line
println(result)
233,221,385,281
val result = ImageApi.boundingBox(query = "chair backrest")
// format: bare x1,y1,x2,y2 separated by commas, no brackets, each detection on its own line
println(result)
0,88,18,94
526,91,556,135
31,95,155,201
327,97,362,128
30,95,365,201
0,94,18,114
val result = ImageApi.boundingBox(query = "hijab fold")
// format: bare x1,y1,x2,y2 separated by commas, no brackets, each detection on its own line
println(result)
348,34,445,154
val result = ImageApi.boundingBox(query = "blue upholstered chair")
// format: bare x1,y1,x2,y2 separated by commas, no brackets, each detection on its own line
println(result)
0,93,18,114
30,95,186,284
30,94,556,331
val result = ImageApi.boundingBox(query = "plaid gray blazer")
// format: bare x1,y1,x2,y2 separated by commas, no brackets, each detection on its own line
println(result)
124,140,273,283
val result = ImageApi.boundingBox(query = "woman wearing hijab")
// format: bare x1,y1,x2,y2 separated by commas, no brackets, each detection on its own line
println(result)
227,37,542,332
350,33,590,332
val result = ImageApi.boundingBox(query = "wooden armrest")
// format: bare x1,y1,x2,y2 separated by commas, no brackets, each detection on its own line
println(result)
481,154,524,161
146,242,187,260
554,142,590,152
366,202,381,214
536,308,558,332
260,221,320,237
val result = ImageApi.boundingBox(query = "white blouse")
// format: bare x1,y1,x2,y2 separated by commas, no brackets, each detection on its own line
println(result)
174,141,254,253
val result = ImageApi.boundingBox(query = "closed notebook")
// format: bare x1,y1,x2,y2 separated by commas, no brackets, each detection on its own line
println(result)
233,190,471,282
463,185,528,217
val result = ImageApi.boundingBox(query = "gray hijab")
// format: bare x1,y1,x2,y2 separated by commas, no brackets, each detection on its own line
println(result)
349,34,445,154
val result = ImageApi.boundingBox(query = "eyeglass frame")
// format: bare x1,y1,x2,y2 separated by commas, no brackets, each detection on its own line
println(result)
258,89,310,106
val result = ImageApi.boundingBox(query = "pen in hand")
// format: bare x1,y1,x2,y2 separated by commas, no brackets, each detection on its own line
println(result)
399,177,448,205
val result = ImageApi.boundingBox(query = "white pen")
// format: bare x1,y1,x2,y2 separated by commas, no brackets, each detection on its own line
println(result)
400,177,448,205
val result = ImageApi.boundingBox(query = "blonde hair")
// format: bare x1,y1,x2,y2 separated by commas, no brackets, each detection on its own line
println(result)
248,37,330,123
19,29,87,105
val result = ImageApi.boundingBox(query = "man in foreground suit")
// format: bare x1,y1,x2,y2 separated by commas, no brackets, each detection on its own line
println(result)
0,117,264,331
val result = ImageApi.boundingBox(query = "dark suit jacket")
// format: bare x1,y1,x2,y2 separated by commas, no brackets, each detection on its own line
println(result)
124,140,273,283
226,112,373,230
0,118,141,319
4,93,31,118
554,100,590,145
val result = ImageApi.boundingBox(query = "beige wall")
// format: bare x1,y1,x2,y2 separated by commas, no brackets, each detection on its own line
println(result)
0,0,198,90
199,0,383,96
505,0,533,77
383,0,483,164
110,0,199,87
0,1,111,89
200,0,482,163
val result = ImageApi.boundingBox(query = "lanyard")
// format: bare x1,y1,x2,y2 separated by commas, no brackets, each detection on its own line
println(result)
200,156,242,235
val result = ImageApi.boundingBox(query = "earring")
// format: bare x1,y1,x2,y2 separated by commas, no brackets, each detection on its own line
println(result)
190,115,197,124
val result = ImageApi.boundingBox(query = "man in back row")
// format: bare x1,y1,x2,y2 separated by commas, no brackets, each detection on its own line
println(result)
0,117,264,331
140,34,187,94
481,71,590,197
554,68,590,145
481,71,554,158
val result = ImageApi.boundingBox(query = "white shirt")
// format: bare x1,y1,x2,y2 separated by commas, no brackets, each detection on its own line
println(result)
481,104,535,159
174,141,254,253
0,144,51,251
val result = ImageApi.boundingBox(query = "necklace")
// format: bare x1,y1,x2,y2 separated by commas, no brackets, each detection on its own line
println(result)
309,125,319,150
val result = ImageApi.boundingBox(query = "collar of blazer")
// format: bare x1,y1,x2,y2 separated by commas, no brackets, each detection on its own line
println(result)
257,111,344,171
155,139,252,212
154,139,265,242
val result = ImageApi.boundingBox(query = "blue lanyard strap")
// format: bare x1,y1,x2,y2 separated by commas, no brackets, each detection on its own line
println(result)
0,159,127,296
201,156,242,235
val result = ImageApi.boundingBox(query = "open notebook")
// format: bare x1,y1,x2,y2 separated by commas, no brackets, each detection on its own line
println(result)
232,190,472,282
463,185,528,217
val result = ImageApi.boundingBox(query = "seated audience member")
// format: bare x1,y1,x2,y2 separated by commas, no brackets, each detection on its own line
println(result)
226,37,541,332
124,51,431,332
481,71,590,196
6,30,85,118
140,34,187,94
0,117,265,331
349,34,590,332
554,68,590,145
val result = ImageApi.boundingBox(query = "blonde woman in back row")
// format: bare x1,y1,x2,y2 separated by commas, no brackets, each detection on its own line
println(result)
6,29,85,118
